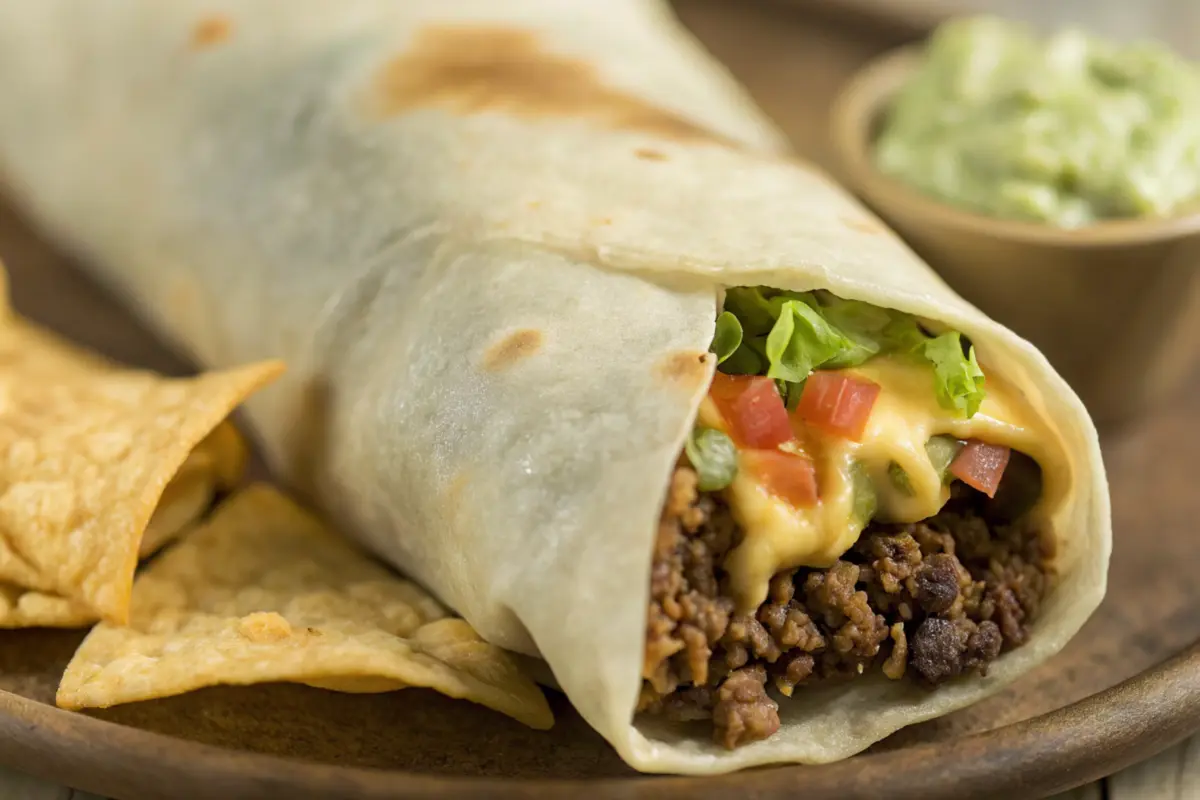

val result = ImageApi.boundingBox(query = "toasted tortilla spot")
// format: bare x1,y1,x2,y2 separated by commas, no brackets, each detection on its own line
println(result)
657,350,711,388
369,26,726,144
634,148,668,161
842,215,884,236
482,328,543,371
445,471,470,508
191,15,232,49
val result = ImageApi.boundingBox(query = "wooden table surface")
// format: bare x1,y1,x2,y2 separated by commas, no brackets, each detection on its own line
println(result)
1,0,1197,797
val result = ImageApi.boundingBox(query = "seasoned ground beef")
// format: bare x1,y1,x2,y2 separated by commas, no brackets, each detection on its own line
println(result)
639,468,1054,750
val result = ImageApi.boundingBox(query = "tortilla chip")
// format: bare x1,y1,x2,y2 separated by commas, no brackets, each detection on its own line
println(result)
138,468,216,561
57,485,553,729
0,424,251,628
0,582,94,628
0,315,283,623
139,422,250,558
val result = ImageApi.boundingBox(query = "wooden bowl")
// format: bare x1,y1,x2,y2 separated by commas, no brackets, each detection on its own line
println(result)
829,47,1200,427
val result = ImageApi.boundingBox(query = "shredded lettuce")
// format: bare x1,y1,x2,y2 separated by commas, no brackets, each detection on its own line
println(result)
724,287,797,336
711,312,743,365
923,332,987,418
764,300,854,382
816,295,889,368
880,315,932,355
706,287,988,418
720,336,766,376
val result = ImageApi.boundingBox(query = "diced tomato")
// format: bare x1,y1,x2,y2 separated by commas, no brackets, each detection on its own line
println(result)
949,440,1011,498
741,449,820,508
796,371,882,442
709,373,793,448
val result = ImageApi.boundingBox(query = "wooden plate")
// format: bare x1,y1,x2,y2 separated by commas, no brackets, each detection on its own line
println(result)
0,2,1198,798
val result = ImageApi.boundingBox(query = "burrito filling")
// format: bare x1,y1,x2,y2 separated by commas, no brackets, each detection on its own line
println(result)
640,287,1062,749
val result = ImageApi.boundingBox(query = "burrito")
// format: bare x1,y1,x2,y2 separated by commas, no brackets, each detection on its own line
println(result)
0,0,1109,774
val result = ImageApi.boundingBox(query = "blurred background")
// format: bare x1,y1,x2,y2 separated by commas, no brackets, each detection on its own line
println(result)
823,0,1200,49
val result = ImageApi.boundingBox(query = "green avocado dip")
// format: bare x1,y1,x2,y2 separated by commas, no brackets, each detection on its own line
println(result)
874,16,1200,227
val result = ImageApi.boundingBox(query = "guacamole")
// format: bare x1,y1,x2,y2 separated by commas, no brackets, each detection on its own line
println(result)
874,17,1200,227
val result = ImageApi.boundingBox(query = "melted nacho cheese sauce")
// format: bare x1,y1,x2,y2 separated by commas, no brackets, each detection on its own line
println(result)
696,356,1068,613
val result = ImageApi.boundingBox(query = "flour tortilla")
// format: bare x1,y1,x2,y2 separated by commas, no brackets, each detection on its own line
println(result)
0,0,1109,773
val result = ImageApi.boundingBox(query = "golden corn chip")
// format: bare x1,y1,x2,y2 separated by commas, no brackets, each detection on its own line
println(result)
0,316,283,623
0,423,251,629
139,422,250,558
0,582,93,629
57,485,554,730
138,468,216,561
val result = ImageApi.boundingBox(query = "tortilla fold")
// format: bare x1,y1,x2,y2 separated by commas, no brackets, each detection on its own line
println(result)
0,0,1109,773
